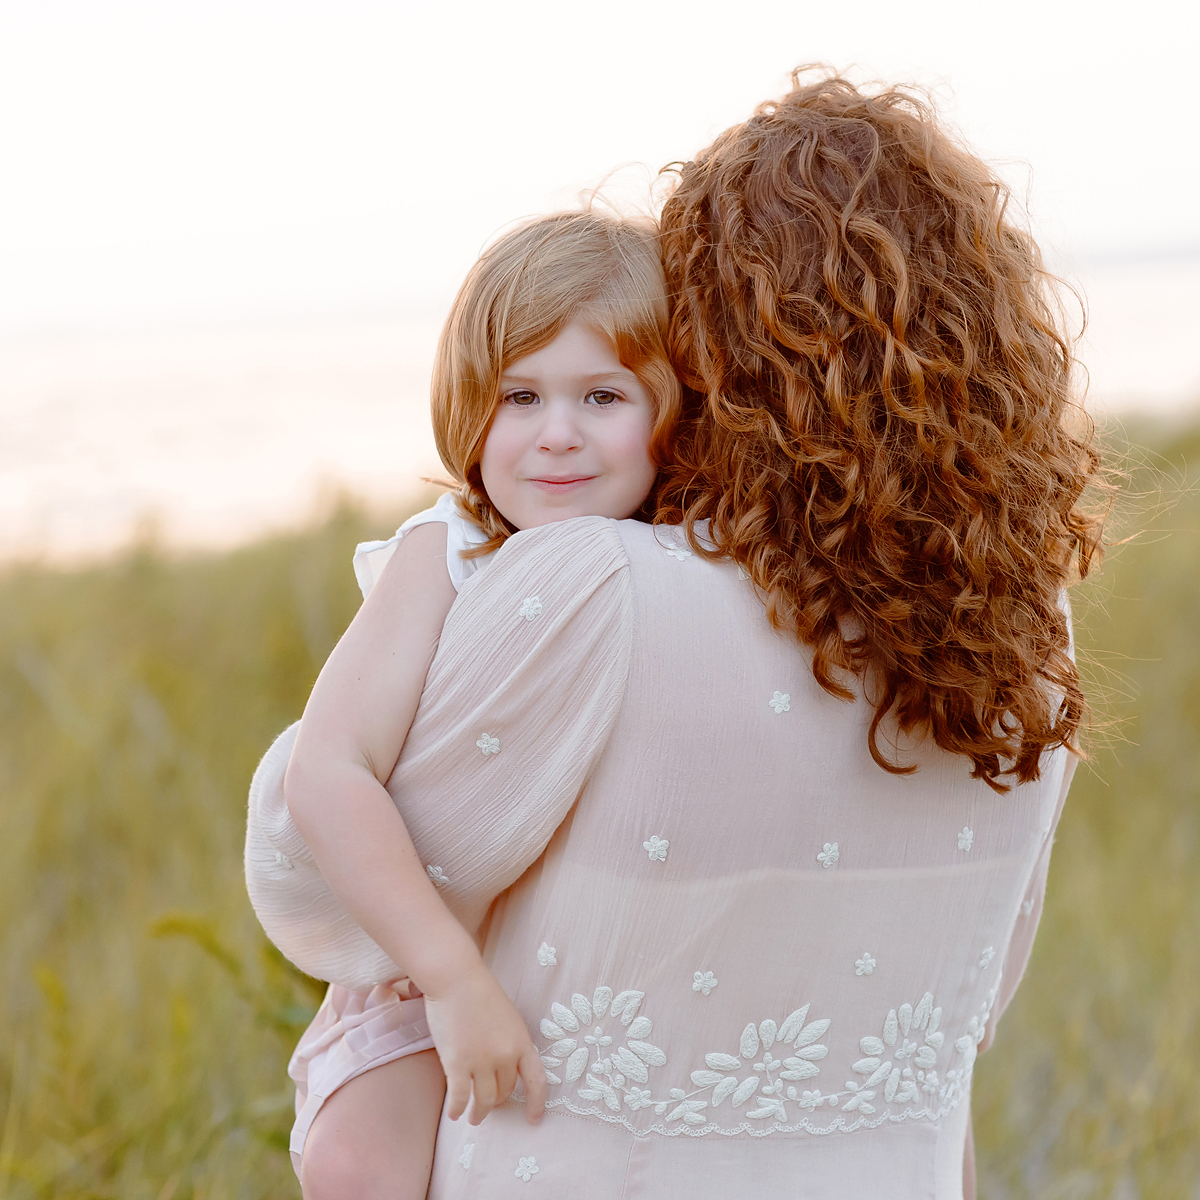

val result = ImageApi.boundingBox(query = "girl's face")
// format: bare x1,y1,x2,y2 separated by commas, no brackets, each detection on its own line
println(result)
480,319,657,530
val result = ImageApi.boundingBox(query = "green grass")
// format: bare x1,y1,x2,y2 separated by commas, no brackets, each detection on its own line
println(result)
0,433,1197,1198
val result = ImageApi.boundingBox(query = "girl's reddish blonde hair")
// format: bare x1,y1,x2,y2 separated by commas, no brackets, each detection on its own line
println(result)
656,69,1103,790
431,210,679,553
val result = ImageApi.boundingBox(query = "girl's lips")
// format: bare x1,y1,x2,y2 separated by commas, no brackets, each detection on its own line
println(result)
526,476,596,493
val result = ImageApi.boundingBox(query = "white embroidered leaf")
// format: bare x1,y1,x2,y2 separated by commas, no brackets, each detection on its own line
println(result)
731,1077,760,1107
571,994,593,1027
548,1039,577,1058
895,1080,919,1103
898,1003,913,1036
928,1007,942,1035
577,1087,602,1100
690,1070,726,1088
779,1062,819,1080
790,1044,827,1060
584,1074,621,1112
913,1046,938,1068
540,1056,562,1067
925,1031,944,1051
626,1016,653,1040
541,1019,565,1041
564,1046,590,1082
884,1067,900,1102
612,1046,648,1083
710,1077,739,1105
778,1005,810,1044
853,1056,881,1075
958,1040,978,1071
859,1036,885,1056
544,1070,561,1085
739,1022,760,1059
654,1101,668,1115
551,1002,580,1032
793,1018,830,1048
758,1019,777,1050
592,986,613,1017
705,1053,741,1072
883,1009,899,1046
746,1099,785,1120
627,1040,666,1066
913,993,933,1030
866,1061,893,1087
682,1111,707,1125
665,1102,690,1122
858,1101,876,1114
611,991,644,1026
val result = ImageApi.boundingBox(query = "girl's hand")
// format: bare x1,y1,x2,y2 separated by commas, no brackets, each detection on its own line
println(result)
422,960,547,1127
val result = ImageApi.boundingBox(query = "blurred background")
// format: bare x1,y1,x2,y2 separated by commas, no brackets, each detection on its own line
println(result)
1,1,1197,1196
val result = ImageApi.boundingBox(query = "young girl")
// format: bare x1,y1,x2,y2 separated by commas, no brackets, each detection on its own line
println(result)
245,209,679,1198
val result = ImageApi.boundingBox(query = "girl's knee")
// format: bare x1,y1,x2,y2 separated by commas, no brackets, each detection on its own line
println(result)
300,1126,408,1200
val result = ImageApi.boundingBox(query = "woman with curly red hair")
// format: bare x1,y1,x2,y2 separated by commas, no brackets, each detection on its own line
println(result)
251,69,1099,1199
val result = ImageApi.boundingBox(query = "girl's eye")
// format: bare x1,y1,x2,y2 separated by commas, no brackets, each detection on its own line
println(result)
587,389,620,406
504,390,539,406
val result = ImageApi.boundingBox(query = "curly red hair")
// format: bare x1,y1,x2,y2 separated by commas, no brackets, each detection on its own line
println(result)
656,69,1103,790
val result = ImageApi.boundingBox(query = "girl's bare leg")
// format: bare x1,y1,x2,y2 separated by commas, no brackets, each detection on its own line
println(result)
301,1048,446,1200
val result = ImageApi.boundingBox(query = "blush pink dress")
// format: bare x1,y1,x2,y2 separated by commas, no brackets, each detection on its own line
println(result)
246,514,1075,1198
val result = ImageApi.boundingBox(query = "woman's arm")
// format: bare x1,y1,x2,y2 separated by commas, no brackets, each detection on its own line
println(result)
283,522,546,1125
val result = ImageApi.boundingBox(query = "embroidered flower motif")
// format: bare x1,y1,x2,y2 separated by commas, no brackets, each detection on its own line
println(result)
643,835,669,862
663,540,692,561
458,1143,474,1169
519,596,543,621
817,842,839,868
855,952,876,976
274,850,293,869
795,1088,838,1110
958,826,974,851
978,946,995,970
1020,898,1034,916
515,1156,539,1182
769,691,791,714
426,865,450,888
538,988,834,1129
537,942,557,967
476,732,500,756
692,971,718,996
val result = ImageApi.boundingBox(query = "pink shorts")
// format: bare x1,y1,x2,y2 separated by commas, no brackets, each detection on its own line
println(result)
288,983,436,1177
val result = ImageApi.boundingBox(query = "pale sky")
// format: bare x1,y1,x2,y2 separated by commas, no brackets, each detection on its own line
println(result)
1,0,1197,332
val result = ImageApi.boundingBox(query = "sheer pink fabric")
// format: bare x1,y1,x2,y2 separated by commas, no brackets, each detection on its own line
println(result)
253,515,1075,1198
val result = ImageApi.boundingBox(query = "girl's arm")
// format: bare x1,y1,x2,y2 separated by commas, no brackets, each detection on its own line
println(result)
283,521,546,1126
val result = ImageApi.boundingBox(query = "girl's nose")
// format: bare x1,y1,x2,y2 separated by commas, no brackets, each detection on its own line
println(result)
537,401,583,453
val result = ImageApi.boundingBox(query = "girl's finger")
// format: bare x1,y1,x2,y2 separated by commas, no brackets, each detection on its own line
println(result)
467,1071,499,1126
445,1067,472,1122
495,1061,518,1106
519,1048,548,1124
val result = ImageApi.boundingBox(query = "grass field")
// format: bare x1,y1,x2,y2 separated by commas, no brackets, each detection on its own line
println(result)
0,428,1197,1199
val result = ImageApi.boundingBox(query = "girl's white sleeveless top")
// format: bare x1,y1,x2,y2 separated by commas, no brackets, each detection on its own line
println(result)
247,514,1075,1199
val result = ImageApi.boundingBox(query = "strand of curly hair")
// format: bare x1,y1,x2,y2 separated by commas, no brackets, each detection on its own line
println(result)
655,68,1105,790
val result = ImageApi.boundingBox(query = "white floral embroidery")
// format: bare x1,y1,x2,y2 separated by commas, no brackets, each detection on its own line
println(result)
663,540,692,561
643,835,669,862
426,865,450,888
958,826,974,851
847,992,945,1115
537,942,558,967
519,596,543,621
855,953,876,977
274,850,293,870
537,986,832,1130
978,946,995,970
476,732,500,756
817,842,839,868
953,978,1001,1080
1020,898,1034,916
515,1156,539,1182
458,1143,474,1169
769,691,791,714
692,971,718,996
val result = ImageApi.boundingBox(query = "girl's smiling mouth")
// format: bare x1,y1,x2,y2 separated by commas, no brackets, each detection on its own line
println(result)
526,476,598,492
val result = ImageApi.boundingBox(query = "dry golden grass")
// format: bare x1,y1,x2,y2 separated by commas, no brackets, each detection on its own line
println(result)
0,431,1196,1198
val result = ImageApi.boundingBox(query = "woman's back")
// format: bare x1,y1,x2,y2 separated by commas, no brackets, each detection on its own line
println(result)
382,516,1072,1198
